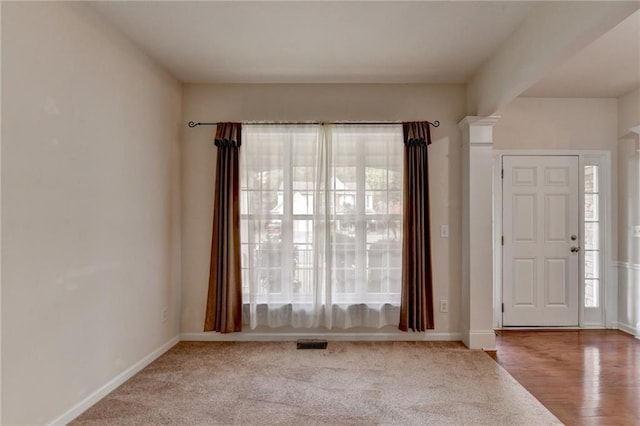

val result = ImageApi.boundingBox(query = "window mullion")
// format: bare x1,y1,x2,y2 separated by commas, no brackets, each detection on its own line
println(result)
355,139,366,299
282,135,294,301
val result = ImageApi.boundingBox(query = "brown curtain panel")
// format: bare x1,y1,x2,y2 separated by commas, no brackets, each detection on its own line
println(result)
399,121,435,332
204,122,243,333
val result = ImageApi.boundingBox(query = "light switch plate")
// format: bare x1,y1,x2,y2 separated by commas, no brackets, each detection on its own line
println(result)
440,225,449,238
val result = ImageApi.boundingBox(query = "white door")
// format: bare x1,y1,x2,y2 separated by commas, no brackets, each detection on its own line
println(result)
503,155,580,326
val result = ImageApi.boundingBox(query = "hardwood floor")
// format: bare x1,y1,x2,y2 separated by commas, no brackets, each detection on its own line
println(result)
487,330,640,426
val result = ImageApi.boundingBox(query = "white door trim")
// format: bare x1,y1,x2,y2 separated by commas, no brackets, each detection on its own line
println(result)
493,150,613,329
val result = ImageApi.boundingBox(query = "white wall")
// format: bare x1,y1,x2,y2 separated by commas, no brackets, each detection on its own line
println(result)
617,87,640,138
1,2,182,424
618,89,640,265
616,88,640,335
181,83,465,336
494,97,618,151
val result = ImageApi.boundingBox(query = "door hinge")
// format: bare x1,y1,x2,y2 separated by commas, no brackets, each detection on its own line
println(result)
501,236,504,246
501,169,504,179
501,303,504,313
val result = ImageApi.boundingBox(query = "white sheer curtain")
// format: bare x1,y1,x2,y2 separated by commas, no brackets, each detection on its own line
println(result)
240,124,403,329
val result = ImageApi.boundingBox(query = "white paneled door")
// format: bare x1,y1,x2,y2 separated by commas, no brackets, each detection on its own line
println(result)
502,156,580,326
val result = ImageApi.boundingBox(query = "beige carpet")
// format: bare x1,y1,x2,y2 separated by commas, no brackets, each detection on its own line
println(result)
71,341,561,425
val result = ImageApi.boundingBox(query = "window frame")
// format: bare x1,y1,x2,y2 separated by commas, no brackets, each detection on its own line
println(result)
240,124,404,306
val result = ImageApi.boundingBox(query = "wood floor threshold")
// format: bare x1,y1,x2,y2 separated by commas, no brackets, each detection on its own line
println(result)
487,329,640,426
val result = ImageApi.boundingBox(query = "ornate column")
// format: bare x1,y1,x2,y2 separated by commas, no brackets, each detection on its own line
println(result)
458,116,500,349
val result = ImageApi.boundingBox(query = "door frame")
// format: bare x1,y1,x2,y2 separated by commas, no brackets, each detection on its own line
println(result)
493,150,613,329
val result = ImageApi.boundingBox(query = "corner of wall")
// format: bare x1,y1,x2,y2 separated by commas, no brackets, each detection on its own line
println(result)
50,336,180,425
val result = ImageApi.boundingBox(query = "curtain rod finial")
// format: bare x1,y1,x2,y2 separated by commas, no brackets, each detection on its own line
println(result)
188,121,198,128
431,120,440,128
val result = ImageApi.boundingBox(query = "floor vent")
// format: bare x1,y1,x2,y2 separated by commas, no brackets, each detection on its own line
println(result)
296,339,328,350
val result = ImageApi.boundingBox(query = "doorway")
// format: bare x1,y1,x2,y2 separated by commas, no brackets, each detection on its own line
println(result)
502,155,580,326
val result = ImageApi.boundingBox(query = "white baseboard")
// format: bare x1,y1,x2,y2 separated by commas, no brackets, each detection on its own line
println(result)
181,331,461,342
614,261,639,339
582,323,607,329
617,321,639,337
49,335,180,425
465,330,496,351
496,326,582,330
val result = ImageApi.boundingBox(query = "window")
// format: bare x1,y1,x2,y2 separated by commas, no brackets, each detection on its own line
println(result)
584,164,600,308
240,124,403,328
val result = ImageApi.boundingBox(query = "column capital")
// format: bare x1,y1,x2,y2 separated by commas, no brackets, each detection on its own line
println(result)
457,115,501,130
458,115,501,146
619,125,640,140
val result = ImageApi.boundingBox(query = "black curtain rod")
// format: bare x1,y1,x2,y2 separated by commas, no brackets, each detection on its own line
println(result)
187,120,440,128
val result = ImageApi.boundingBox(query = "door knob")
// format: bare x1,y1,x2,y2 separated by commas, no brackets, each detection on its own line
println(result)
570,246,580,253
